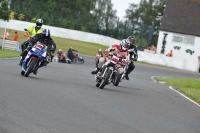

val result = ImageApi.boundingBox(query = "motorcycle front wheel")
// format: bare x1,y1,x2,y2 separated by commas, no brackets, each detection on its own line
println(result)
99,69,112,89
80,59,84,63
24,59,37,77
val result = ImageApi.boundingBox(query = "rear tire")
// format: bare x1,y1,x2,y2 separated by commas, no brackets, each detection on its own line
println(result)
24,59,37,77
99,69,112,89
113,74,121,86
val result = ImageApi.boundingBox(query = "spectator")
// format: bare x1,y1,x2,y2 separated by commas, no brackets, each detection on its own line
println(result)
13,31,19,41
166,50,173,57
4,30,11,40
148,44,156,51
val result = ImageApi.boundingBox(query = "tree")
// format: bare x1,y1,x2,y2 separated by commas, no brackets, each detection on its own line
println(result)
0,0,10,21
124,0,167,47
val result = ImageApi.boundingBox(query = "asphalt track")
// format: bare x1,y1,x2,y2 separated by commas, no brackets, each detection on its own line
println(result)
0,56,200,133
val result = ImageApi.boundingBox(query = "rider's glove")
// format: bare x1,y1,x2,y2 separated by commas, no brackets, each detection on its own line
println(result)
130,58,137,61
121,59,126,66
108,52,113,56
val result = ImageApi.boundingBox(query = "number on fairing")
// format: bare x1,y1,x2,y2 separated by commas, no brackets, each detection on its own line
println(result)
111,55,119,64
35,43,44,50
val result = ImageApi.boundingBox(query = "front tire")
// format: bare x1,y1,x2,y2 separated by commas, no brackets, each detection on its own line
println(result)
21,71,25,76
96,82,100,87
99,69,112,89
24,59,37,77
80,59,84,64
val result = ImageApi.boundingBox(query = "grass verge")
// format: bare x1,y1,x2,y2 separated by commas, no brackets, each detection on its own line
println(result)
0,49,20,58
156,77,200,105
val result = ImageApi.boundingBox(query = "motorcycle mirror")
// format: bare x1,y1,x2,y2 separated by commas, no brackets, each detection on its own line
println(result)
24,28,27,31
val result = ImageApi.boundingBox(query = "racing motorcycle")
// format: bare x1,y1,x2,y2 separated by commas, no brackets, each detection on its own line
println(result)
95,55,122,89
66,51,84,64
21,42,47,77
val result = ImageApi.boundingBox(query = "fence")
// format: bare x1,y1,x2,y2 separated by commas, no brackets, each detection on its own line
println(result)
0,39,21,51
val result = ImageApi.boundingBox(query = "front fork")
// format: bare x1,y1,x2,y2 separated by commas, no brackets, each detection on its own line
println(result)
27,58,39,70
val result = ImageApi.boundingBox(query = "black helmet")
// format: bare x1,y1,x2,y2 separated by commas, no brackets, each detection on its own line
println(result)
36,19,43,28
127,36,136,43
41,29,50,41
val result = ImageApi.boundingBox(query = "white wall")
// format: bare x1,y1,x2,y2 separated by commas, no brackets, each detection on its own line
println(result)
157,30,200,60
0,20,199,72
138,51,199,72
156,30,200,72
0,20,121,47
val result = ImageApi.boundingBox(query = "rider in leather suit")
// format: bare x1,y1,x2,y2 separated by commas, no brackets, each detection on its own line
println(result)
19,29,57,74
91,39,130,75
124,36,138,80
21,19,44,53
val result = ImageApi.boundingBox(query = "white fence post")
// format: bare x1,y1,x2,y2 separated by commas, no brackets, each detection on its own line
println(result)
2,27,6,50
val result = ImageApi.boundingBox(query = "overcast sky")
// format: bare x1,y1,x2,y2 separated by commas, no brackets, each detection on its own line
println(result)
111,0,141,20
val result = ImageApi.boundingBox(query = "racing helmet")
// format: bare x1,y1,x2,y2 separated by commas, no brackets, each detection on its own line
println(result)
36,19,43,29
121,39,130,50
127,36,136,45
41,29,51,41
98,49,102,53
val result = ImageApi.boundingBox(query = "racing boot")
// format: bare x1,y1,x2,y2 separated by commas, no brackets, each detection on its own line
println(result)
19,57,23,66
91,68,100,74
33,69,38,75
124,74,129,80
19,51,27,66
39,61,45,68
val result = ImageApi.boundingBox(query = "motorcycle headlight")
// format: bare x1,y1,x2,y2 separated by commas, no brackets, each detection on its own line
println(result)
32,47,36,52
42,51,47,57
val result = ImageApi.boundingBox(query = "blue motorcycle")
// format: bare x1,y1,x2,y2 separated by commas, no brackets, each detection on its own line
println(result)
21,42,47,77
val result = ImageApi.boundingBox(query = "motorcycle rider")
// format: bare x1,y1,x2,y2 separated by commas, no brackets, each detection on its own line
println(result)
95,49,104,67
124,36,138,80
20,19,44,53
19,29,57,74
57,49,63,57
91,39,130,75
57,49,66,63
67,46,78,61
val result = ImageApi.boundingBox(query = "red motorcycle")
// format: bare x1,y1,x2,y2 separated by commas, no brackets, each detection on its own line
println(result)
57,52,68,63
65,51,84,64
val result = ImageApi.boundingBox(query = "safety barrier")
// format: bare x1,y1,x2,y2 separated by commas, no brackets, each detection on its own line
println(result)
0,38,20,51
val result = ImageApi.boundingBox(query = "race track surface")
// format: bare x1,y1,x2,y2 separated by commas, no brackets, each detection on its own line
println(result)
0,56,200,133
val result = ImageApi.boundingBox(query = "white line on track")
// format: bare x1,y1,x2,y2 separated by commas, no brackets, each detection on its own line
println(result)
151,76,200,107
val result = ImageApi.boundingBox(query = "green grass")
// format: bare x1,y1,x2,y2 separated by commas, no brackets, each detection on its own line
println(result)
0,27,108,57
156,77,200,104
0,49,21,58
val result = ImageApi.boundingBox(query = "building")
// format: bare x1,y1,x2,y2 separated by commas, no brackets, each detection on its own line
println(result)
157,0,200,62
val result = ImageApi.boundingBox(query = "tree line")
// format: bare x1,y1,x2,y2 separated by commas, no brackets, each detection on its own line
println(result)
0,0,167,49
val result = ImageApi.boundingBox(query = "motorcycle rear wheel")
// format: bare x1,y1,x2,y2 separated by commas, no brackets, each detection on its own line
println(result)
113,74,121,86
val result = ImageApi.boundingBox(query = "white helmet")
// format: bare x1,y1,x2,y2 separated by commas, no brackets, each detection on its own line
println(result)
121,39,130,50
